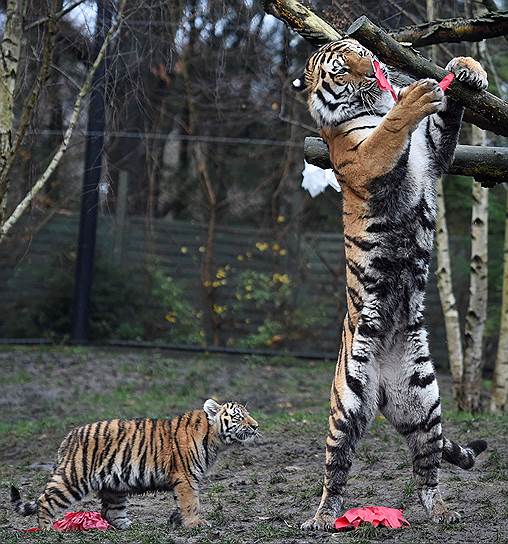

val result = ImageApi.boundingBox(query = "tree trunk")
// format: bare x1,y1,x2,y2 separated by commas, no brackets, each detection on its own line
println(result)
436,177,464,405
491,188,508,413
460,2,490,413
0,0,24,224
461,125,489,412
427,0,464,407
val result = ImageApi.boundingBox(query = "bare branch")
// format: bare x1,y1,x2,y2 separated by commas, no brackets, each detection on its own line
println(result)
0,0,128,241
24,0,88,31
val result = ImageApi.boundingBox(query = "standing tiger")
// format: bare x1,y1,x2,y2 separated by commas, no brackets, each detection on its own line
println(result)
11,400,259,530
293,39,488,531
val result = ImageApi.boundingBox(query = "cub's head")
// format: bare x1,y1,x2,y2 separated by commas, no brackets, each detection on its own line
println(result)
293,39,394,127
203,399,259,444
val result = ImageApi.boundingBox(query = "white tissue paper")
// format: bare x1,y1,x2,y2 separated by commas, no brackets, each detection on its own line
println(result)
301,161,341,197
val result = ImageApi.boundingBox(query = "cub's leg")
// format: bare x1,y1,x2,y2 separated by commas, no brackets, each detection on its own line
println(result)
99,490,131,529
172,481,209,528
302,318,379,531
380,333,460,523
36,470,87,529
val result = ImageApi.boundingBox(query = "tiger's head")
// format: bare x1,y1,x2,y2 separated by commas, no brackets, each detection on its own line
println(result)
293,39,395,127
203,399,259,444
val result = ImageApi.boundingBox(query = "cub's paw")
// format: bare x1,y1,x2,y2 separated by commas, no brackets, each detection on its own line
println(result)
110,517,132,530
398,78,445,116
301,513,336,532
446,57,488,90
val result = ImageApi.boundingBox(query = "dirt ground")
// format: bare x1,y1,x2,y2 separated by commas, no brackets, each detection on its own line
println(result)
0,347,506,544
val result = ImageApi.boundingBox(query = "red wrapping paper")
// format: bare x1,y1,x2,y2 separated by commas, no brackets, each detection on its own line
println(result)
334,506,410,531
24,511,110,532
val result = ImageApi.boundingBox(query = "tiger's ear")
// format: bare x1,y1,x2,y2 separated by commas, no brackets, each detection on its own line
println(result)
203,399,221,422
292,75,307,92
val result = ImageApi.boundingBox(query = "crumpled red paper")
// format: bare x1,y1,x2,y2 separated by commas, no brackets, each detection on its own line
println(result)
334,506,410,531
373,59,455,101
24,511,110,532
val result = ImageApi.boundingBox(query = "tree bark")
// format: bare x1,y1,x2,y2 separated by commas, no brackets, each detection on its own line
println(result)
263,0,342,46
304,137,508,186
0,0,24,224
436,177,464,405
491,188,508,413
392,11,508,47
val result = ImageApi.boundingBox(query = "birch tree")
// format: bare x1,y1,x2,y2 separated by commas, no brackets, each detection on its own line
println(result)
0,0,24,224
0,0,128,242
491,188,508,413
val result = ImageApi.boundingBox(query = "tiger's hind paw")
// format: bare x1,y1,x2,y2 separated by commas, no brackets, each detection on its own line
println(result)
432,510,461,524
301,513,336,532
431,498,461,524
446,57,488,91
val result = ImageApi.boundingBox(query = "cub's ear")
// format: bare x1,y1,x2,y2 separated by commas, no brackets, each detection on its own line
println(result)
292,76,307,92
203,399,221,422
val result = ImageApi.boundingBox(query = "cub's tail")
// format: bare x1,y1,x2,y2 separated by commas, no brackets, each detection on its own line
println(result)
10,486,38,516
442,437,487,469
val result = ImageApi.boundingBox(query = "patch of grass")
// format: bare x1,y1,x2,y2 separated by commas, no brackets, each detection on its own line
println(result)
0,524,179,544
250,521,300,540
402,479,416,500
481,449,508,481
268,472,287,485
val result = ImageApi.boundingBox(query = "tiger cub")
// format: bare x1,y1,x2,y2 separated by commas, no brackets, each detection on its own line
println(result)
11,400,259,530
294,39,488,531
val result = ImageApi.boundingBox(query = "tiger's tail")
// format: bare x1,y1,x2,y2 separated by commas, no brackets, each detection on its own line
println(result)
10,486,38,516
442,437,487,469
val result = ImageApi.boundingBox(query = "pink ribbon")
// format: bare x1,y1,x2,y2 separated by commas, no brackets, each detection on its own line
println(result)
373,59,455,101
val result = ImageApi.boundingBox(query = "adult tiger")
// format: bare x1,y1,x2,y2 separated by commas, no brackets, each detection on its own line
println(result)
294,39,488,531
11,400,259,530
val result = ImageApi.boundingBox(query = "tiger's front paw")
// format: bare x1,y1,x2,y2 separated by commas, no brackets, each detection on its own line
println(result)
446,57,488,91
398,78,445,117
301,513,336,532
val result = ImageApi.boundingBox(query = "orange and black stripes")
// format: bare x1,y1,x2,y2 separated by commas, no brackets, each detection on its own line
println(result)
299,40,488,531
11,401,259,530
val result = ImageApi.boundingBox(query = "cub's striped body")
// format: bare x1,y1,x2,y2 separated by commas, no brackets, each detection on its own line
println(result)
11,400,258,530
295,39,488,531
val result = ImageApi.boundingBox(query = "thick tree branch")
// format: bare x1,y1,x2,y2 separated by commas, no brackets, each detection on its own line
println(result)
263,1,508,136
391,11,508,46
304,137,508,187
263,0,342,46
346,16,508,136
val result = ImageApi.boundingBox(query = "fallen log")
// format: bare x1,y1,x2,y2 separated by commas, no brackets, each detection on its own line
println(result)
304,137,508,187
